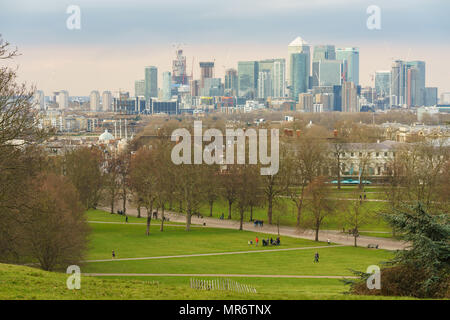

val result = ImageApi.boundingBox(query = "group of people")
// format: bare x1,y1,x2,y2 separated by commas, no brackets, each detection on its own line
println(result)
253,220,264,227
249,236,281,246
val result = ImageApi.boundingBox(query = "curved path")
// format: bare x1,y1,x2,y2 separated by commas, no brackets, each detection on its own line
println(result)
99,207,407,251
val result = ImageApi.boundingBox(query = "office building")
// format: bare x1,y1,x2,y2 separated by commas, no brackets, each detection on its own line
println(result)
199,62,214,89
238,61,258,98
34,90,45,110
288,37,310,89
162,71,172,101
58,90,69,109
135,80,145,97
317,60,343,87
144,66,158,100
297,93,313,112
336,47,359,85
102,91,112,112
224,68,238,96
172,49,188,85
424,87,438,106
257,70,272,100
375,71,391,97
290,53,308,100
341,82,358,112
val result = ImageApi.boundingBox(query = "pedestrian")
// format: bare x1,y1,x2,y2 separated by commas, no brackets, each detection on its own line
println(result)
112,250,116,259
364,192,367,200
314,252,319,263
125,216,128,223
327,238,330,245
255,236,259,246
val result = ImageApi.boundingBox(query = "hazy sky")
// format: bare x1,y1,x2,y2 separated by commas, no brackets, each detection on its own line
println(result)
1,0,449,96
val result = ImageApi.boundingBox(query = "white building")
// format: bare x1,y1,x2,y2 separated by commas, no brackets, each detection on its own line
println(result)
102,91,112,112
58,90,69,109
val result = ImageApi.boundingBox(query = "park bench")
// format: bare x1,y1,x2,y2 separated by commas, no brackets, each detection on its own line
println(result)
367,243,379,249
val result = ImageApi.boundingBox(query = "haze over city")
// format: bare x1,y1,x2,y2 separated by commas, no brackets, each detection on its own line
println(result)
1,0,449,95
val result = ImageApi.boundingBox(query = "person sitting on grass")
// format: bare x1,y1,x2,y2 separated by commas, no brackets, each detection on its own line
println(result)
248,240,253,245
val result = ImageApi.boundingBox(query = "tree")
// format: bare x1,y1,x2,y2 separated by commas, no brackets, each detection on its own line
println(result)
344,195,373,246
63,147,104,209
18,173,90,271
103,155,121,214
204,163,220,217
130,147,157,235
304,177,337,241
233,164,260,230
220,165,239,220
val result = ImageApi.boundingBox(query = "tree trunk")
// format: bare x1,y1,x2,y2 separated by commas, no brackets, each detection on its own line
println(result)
250,206,253,221
239,209,244,231
186,210,192,231
267,197,273,225
337,157,341,190
137,204,141,218
209,201,213,217
296,199,303,228
354,235,357,247
146,207,152,236
160,204,165,232
227,200,232,219
315,219,320,241
122,188,127,214
110,194,115,214
179,200,183,213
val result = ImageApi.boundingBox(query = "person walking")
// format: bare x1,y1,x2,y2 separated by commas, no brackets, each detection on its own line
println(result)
125,216,128,223
314,252,319,263
255,236,259,246
327,238,330,245
112,250,116,259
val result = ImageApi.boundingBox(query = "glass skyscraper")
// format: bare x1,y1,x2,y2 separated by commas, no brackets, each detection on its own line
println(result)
375,71,391,97
145,66,158,100
238,61,258,98
290,53,308,101
336,48,359,86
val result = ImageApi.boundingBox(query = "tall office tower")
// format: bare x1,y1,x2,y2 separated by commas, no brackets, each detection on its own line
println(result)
224,68,238,96
375,71,391,97
333,85,342,111
257,70,272,100
135,80,145,97
407,61,425,106
102,91,112,112
190,79,200,97
312,45,336,87
424,87,438,106
272,59,286,98
297,93,313,112
162,71,172,101
202,78,223,96
288,36,310,89
172,49,188,85
144,66,158,100
58,90,69,109
390,60,405,106
336,48,359,85
341,82,358,112
34,90,45,110
361,87,375,103
90,90,100,111
199,62,214,88
317,60,343,87
237,61,258,98
290,53,308,101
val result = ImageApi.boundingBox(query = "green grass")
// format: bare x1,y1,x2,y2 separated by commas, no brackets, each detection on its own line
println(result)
0,263,416,300
86,222,328,260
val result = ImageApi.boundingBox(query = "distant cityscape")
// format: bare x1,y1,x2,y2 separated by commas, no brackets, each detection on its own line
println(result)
34,36,450,133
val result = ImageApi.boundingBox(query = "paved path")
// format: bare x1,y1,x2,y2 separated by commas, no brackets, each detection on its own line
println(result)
84,245,345,263
83,273,358,279
99,206,407,251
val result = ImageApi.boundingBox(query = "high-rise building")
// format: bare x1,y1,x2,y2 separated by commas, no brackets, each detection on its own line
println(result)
288,37,310,89
199,62,214,89
135,80,145,97
90,90,100,111
224,68,238,96
336,48,359,85
391,60,425,107
172,49,188,85
317,60,343,87
297,93,313,112
102,91,112,112
375,71,391,97
289,53,308,100
238,61,258,98
144,66,158,100
58,90,69,109
341,82,358,112
190,79,200,97
312,45,336,87
257,70,272,100
272,59,286,98
162,71,172,101
407,61,425,106
440,92,450,104
424,87,438,106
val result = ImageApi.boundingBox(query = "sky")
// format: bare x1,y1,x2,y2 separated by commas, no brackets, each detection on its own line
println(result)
1,0,449,96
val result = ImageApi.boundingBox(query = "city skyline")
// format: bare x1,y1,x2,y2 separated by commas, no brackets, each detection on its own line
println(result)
1,0,449,95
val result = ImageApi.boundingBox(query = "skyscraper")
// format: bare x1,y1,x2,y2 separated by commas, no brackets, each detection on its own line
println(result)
341,82,358,112
238,61,258,98
162,71,172,101
272,59,286,98
336,48,359,85
375,71,391,97
317,60,343,87
34,90,45,110
391,60,425,107
172,49,188,85
134,80,145,97
90,90,100,111
288,37,310,90
199,62,214,89
312,45,336,87
289,53,308,101
102,91,112,112
257,70,272,100
144,66,158,100
58,90,69,109
224,68,238,96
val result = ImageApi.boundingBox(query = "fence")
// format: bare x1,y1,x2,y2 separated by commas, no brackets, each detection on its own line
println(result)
190,278,257,294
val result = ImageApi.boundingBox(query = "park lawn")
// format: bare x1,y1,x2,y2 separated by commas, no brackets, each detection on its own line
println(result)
86,222,328,260
86,209,185,225
83,245,393,276
195,197,392,232
0,263,415,300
